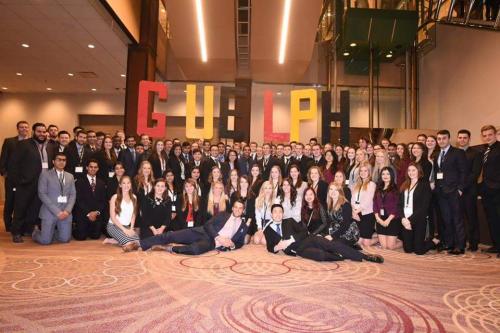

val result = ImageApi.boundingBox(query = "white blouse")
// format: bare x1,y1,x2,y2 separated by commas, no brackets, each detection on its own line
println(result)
255,202,272,230
109,195,136,226
277,196,302,222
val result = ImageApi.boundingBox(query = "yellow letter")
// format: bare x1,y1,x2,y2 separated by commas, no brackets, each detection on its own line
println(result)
290,89,317,142
186,84,214,139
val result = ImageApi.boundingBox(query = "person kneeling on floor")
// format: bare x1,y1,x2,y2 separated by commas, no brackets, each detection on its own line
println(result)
123,199,250,254
263,204,384,263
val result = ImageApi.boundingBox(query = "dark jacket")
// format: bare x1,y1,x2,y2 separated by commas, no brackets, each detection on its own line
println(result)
398,180,431,225
10,139,54,186
433,146,467,193
65,141,93,178
0,136,26,176
480,141,500,189
264,218,308,255
202,211,249,249
73,176,107,222
118,148,141,178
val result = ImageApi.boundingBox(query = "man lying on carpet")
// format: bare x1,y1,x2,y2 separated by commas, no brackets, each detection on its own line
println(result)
264,204,384,263
123,199,250,254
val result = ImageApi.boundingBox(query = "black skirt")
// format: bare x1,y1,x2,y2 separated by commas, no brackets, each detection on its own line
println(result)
357,213,375,239
376,216,402,236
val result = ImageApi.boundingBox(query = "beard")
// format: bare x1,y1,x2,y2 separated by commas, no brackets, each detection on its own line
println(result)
34,135,46,144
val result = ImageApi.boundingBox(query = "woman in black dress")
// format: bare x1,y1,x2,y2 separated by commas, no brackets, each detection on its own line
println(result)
326,184,360,247
168,143,188,189
249,163,263,197
140,178,172,239
95,135,117,183
301,187,329,236
307,166,328,208
170,178,203,230
230,175,255,244
148,139,168,179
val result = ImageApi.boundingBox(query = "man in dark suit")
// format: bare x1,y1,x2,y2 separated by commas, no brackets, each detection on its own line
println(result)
457,129,482,251
73,159,106,240
124,200,249,254
238,145,252,176
65,130,93,179
279,144,294,177
181,141,192,164
55,131,71,154
118,135,141,177
311,144,326,170
188,149,204,172
201,144,223,184
292,142,312,181
434,129,467,255
479,125,500,257
0,120,30,232
10,123,53,243
258,143,279,180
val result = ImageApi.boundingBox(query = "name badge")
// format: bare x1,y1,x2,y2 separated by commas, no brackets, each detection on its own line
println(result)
345,179,350,185
108,172,115,178
57,196,68,203
75,166,83,173
404,207,412,218
13,187,16,192
187,221,194,228
42,162,49,169
380,209,385,216
436,172,444,180
171,205,176,212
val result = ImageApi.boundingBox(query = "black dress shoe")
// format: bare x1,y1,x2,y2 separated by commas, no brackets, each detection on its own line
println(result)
467,245,478,252
448,248,465,255
482,246,498,253
12,235,24,243
437,244,452,252
363,254,384,263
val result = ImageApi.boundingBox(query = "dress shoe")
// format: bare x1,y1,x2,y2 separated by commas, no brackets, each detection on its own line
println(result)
12,235,24,243
482,246,498,253
448,248,465,255
437,244,452,252
467,245,478,252
363,254,384,264
122,241,139,252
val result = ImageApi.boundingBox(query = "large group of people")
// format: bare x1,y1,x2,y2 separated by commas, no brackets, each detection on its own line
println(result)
1,121,499,263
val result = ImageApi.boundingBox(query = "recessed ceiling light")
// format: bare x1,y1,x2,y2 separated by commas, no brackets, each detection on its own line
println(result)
350,42,357,47
343,52,350,56
16,72,23,76
21,43,30,48
1,87,7,90
88,44,95,49
91,88,97,91
46,87,52,91
120,74,126,77
67,73,74,76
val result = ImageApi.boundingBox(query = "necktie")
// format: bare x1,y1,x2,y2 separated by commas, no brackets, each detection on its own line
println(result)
484,146,491,164
131,149,136,162
58,171,64,184
91,177,96,193
439,150,445,168
276,223,282,237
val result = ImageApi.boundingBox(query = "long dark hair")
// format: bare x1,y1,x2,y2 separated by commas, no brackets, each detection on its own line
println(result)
411,142,428,162
236,175,254,199
376,166,398,193
301,187,320,221
288,164,303,189
400,162,424,191
115,175,137,216
148,178,168,201
280,177,298,207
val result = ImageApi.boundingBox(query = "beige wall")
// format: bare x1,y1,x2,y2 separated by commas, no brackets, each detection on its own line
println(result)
419,24,500,145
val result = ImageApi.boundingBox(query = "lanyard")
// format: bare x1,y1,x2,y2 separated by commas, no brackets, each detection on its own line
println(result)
406,183,418,206
307,209,314,227
38,142,46,163
356,189,361,204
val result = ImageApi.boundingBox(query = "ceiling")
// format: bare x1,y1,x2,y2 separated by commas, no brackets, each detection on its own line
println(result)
0,0,130,94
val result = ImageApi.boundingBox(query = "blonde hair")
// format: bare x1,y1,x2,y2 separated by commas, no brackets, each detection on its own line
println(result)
135,161,154,193
182,178,200,211
207,181,228,216
354,161,372,192
307,166,324,186
327,183,347,212
372,149,391,181
256,180,274,209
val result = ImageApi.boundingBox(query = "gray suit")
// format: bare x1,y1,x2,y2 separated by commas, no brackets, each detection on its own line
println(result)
33,169,76,245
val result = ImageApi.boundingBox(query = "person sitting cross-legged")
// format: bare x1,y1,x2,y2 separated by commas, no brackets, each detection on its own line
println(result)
123,199,250,254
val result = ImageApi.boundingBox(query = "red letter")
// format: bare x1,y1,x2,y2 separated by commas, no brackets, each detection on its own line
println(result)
137,80,167,138
264,90,290,142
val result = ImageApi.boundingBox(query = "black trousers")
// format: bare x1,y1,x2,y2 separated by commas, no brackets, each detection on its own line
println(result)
296,236,364,262
11,182,40,236
428,190,443,240
482,186,500,249
401,217,435,255
73,216,102,240
3,177,15,232
140,228,215,255
437,189,465,250
461,188,479,247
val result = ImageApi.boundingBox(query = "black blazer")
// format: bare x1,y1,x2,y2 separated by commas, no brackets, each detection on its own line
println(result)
203,211,249,249
170,201,203,231
264,218,309,255
148,152,169,179
65,141,94,178
106,176,120,201
481,141,500,190
118,148,141,178
168,156,189,186
279,156,294,177
416,158,433,183
10,139,54,186
433,146,467,193
398,180,431,225
463,146,482,193
140,196,172,229
0,136,25,176
201,157,220,184
94,150,117,182
237,156,252,176
291,156,312,181
311,156,326,170
73,176,107,222
312,180,328,207
258,156,280,181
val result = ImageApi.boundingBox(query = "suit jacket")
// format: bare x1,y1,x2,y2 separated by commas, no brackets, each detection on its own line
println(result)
148,152,169,179
73,176,107,222
201,157,223,185
463,146,482,193
65,141,93,178
264,218,308,255
291,155,312,181
311,156,326,170
433,146,467,193
202,211,249,249
258,156,280,180
10,139,54,186
38,169,76,219
399,180,431,224
237,156,252,176
118,148,141,178
0,136,26,176
168,156,189,186
94,150,117,182
481,141,500,189
279,156,294,177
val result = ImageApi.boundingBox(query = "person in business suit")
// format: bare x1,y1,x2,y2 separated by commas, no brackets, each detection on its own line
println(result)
311,144,326,171
279,144,294,177
400,163,438,255
188,149,203,173
32,153,76,245
307,166,328,207
479,125,500,257
181,141,192,165
201,145,223,185
10,122,53,243
456,129,482,252
292,143,312,181
168,143,189,188
94,136,117,183
55,131,71,154
148,140,169,179
123,200,250,254
434,130,467,255
258,143,279,180
238,145,252,176
0,120,30,232
73,159,107,240
264,204,383,263
65,130,93,180
118,135,141,178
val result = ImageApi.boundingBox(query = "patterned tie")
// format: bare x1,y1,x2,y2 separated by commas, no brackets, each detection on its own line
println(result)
483,146,491,164
276,223,282,237
91,177,96,193
439,150,445,168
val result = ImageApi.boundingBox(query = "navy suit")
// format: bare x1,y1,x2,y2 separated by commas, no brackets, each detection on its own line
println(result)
118,148,141,178
140,212,249,254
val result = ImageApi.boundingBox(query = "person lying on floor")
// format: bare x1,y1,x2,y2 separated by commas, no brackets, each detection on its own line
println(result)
123,199,250,254
263,204,384,263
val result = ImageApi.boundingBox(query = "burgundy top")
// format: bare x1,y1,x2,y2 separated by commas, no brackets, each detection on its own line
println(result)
373,189,400,218
324,168,335,184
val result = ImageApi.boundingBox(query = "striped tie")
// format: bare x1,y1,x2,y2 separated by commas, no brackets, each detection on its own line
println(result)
483,146,491,164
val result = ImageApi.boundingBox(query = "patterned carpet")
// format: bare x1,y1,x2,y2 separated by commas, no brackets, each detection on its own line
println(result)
0,230,499,333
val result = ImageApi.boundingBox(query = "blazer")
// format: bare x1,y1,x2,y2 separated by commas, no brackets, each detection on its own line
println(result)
311,156,326,170
312,180,328,207
38,169,76,219
279,156,294,177
118,148,141,178
73,176,107,222
258,156,280,180
237,156,252,176
168,156,189,186
94,149,117,182
433,146,467,193
291,155,312,181
463,146,482,193
202,211,249,249
65,141,93,178
201,157,221,184
0,136,26,176
10,139,54,186
148,152,169,179
399,180,431,225
140,196,172,229
481,141,500,189
264,218,309,255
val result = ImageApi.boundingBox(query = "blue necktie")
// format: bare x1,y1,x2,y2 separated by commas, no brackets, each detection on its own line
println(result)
276,224,282,237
